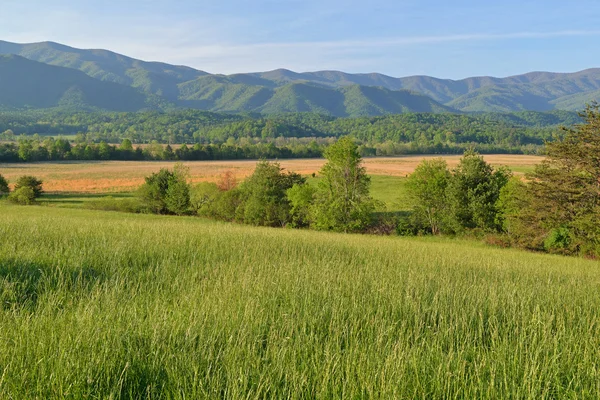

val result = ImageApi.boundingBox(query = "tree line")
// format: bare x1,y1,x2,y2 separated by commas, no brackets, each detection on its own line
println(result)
1,109,579,154
0,136,534,163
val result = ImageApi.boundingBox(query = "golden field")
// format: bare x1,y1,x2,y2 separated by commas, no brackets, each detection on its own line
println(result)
0,154,543,193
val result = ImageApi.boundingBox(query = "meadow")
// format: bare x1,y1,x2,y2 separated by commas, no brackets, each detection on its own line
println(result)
0,155,541,193
0,203,599,398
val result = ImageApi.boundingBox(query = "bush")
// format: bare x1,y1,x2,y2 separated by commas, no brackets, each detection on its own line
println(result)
138,164,191,215
14,175,43,198
237,161,305,227
190,182,220,216
8,186,36,205
544,227,573,254
286,183,316,228
0,174,9,196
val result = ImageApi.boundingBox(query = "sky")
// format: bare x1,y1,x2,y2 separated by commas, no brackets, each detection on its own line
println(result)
2,0,600,79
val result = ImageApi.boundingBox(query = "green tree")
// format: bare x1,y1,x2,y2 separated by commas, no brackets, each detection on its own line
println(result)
406,158,451,234
445,151,511,233
521,103,600,255
0,174,9,196
14,175,43,198
311,137,375,232
138,164,190,215
237,160,305,227
190,182,220,216
286,183,316,228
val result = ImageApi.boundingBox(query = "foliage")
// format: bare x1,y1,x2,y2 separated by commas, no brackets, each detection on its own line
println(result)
138,164,190,215
237,161,305,227
515,103,600,256
14,175,43,198
190,182,220,216
286,183,316,228
445,151,511,233
7,186,36,205
0,109,578,163
406,158,451,234
217,170,238,191
0,174,9,195
311,137,376,232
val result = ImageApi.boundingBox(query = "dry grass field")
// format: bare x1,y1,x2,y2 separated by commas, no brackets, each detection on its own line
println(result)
0,155,543,193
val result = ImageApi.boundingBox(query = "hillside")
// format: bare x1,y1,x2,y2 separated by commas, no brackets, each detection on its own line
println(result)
1,40,599,114
0,40,207,101
0,55,157,111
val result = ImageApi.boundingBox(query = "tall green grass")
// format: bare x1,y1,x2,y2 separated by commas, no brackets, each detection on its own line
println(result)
0,203,599,398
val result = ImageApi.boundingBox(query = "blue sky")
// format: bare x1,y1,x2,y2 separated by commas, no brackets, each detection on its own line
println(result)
3,0,600,78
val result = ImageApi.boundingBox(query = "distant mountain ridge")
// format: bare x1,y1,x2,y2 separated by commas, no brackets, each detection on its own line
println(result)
0,40,599,114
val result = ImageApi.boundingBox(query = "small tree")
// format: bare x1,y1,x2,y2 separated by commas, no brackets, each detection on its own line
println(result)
190,182,220,215
217,170,238,191
237,160,305,226
311,137,376,232
0,174,9,196
445,151,511,233
138,164,190,215
406,158,451,234
14,176,43,198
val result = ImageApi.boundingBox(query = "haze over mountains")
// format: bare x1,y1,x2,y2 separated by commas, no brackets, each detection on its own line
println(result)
0,40,599,115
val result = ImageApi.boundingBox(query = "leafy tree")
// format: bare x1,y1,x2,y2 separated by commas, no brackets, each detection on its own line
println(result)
14,175,43,198
190,182,221,216
138,164,190,215
520,103,600,255
406,158,451,234
445,151,511,233
120,139,134,151
311,137,376,232
0,174,9,196
237,161,305,227
286,183,316,228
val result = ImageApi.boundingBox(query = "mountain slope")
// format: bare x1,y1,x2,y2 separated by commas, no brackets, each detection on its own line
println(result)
0,55,156,111
1,40,600,114
0,40,207,101
177,77,455,116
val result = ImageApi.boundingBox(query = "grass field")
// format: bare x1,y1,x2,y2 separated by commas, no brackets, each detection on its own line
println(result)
0,154,542,193
0,203,599,398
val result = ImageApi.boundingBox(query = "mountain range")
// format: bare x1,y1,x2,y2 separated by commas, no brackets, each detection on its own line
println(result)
0,40,599,115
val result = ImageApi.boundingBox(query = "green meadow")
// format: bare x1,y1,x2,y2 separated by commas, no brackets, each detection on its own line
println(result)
0,203,599,398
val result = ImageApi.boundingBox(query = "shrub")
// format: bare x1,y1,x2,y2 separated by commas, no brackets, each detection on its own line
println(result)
14,175,43,198
237,161,305,227
138,164,190,215
0,174,9,196
544,227,573,254
286,183,316,228
8,186,36,205
190,182,220,216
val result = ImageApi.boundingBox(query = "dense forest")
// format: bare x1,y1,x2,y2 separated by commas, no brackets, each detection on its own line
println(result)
0,109,581,162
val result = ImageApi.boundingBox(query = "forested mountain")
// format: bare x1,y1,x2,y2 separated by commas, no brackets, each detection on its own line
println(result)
0,40,207,101
0,40,599,113
0,55,157,111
